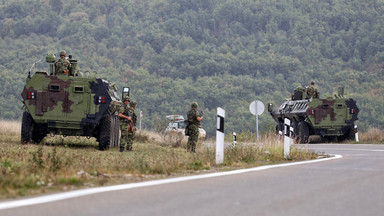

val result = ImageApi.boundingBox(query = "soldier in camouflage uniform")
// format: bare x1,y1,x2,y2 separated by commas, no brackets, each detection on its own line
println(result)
55,50,71,76
118,97,137,152
306,81,319,99
186,102,203,152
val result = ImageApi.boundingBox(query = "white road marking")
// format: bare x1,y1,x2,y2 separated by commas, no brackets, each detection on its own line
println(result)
311,148,384,152
0,155,342,210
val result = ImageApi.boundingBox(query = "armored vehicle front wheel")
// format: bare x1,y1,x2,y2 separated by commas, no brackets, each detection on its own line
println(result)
297,121,309,144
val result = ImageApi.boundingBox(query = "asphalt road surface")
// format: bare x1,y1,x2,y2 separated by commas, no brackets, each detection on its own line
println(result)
1,144,383,216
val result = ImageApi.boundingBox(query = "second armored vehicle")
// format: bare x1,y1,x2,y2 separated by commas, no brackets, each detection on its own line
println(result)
268,86,359,143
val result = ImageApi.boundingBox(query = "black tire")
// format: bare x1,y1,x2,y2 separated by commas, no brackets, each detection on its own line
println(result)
98,114,113,150
338,126,355,142
292,120,299,143
110,115,116,148
297,121,310,144
275,122,284,135
21,111,34,144
115,116,121,147
31,124,48,144
348,126,355,141
112,115,120,148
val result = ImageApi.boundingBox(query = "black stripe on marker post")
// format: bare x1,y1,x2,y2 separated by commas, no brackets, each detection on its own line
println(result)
217,115,224,133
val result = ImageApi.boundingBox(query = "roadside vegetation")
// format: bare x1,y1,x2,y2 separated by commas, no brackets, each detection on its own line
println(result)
0,120,324,199
1,120,381,199
358,128,384,144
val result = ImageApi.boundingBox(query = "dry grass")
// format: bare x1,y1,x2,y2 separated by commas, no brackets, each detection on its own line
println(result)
0,120,324,199
0,120,20,143
359,128,384,144
0,120,20,136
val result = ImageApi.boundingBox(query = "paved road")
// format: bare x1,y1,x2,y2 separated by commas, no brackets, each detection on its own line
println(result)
1,144,384,216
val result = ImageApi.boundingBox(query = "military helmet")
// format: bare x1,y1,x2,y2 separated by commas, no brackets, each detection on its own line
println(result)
130,101,137,107
123,96,130,102
191,102,198,108
60,50,66,56
311,80,315,85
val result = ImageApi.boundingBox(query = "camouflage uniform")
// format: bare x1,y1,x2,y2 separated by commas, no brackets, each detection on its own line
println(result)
307,81,319,99
187,102,201,152
119,100,137,151
55,51,71,76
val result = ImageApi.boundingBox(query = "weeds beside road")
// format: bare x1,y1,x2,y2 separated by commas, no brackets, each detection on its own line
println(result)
0,120,337,199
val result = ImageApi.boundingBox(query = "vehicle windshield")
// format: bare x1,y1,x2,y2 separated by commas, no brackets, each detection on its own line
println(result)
178,121,186,128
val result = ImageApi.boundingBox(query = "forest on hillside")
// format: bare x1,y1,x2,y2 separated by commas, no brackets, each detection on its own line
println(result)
0,0,383,136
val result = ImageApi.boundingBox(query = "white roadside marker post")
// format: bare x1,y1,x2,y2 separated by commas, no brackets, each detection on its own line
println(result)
284,118,293,159
355,125,359,142
216,107,225,165
232,132,237,148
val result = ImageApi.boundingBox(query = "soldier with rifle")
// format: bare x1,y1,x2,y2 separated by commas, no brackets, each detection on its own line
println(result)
186,102,203,152
118,97,137,152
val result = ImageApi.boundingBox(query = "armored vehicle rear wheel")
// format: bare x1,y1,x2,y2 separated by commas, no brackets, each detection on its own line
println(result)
297,121,309,143
111,115,120,148
98,114,120,150
338,125,355,142
98,114,113,150
21,111,34,144
347,125,356,141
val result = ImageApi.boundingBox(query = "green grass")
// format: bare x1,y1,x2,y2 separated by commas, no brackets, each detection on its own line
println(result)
0,121,324,199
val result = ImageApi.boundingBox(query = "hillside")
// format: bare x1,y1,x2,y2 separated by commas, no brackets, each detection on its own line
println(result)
0,0,383,136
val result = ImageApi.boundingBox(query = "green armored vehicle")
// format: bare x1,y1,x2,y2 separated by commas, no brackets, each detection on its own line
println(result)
268,86,359,143
21,53,127,150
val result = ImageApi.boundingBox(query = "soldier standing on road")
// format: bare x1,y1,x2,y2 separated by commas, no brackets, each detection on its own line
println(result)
306,81,319,99
118,97,137,152
55,50,71,76
186,102,203,152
